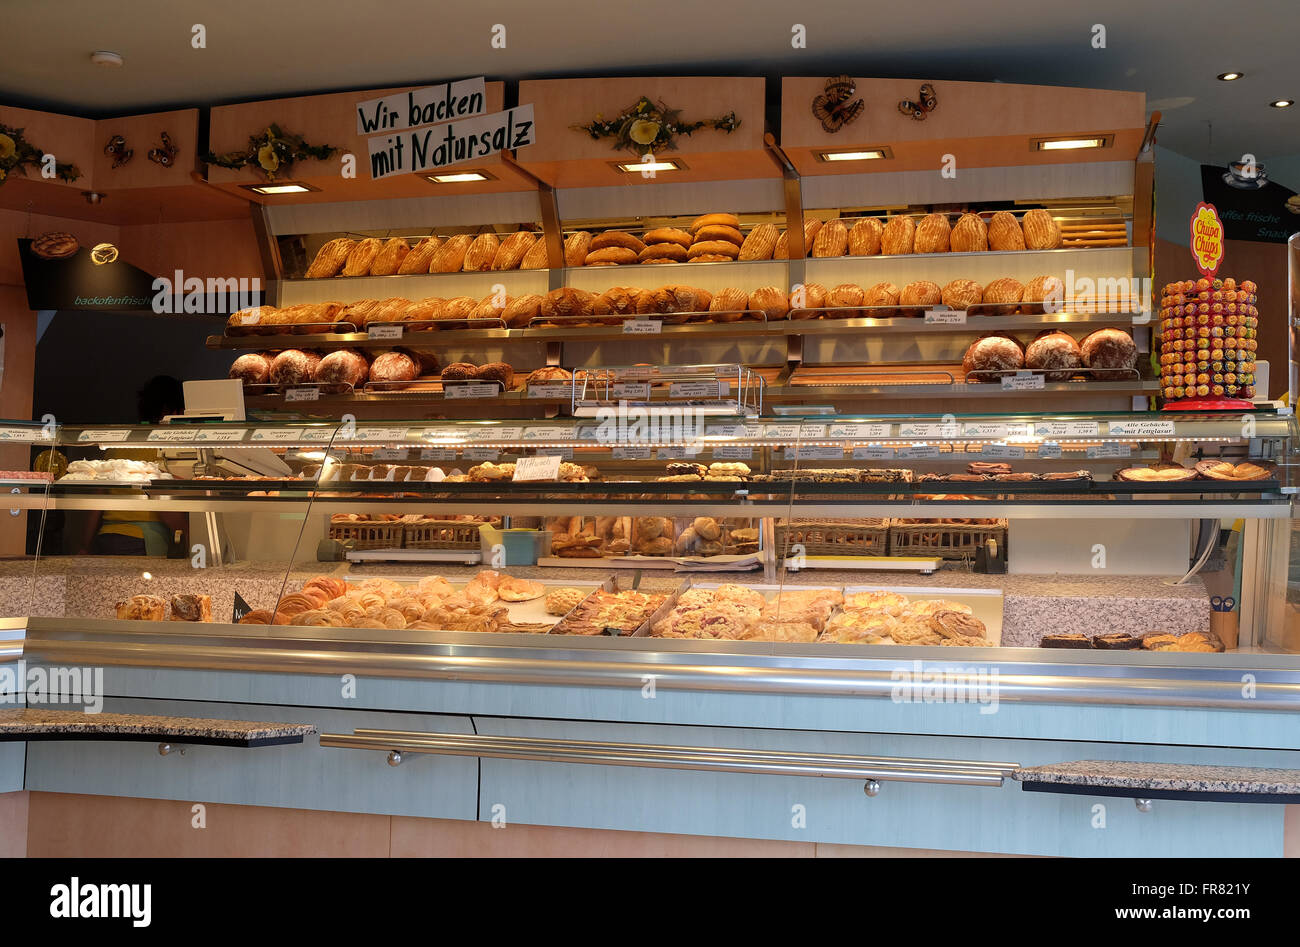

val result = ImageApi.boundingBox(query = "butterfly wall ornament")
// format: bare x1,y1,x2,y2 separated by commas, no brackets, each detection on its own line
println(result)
104,135,133,168
147,131,179,168
898,83,938,121
811,75,865,133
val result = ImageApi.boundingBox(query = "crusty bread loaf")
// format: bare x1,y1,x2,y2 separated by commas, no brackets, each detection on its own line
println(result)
899,280,943,317
941,279,984,310
342,238,382,276
1079,328,1137,380
397,236,442,274
987,212,1025,251
564,231,592,267
981,277,1025,314
694,224,744,247
914,214,951,253
881,216,915,255
643,228,693,249
492,231,536,270
788,282,827,319
639,242,688,263
269,349,321,386
502,294,544,328
591,231,646,253
950,214,989,253
1025,331,1081,381
826,282,864,317
709,287,750,323
863,281,901,316
429,234,472,273
520,235,551,269
811,219,848,257
371,351,420,388
305,238,356,278
316,349,370,392
462,233,500,271
848,218,884,256
541,287,595,321
963,335,1024,380
228,353,273,387
1022,209,1061,250
369,237,411,276
737,223,778,261
748,286,789,320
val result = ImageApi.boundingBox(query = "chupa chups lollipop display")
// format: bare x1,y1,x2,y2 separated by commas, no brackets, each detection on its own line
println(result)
1157,276,1258,405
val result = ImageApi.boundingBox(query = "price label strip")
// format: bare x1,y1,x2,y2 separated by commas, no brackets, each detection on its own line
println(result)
444,383,500,400
193,429,247,444
1035,421,1101,438
367,325,404,340
853,446,896,460
78,429,132,443
1001,372,1045,391
1108,420,1176,437
923,308,967,325
284,387,321,403
622,319,662,335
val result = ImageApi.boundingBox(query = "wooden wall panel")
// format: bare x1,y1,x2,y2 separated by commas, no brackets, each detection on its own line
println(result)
92,109,200,186
0,105,96,195
117,217,263,282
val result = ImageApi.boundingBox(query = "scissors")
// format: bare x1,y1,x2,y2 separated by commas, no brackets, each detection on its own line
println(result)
1210,596,1235,612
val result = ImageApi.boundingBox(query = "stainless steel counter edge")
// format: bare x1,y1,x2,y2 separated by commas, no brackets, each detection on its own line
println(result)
18,618,1300,711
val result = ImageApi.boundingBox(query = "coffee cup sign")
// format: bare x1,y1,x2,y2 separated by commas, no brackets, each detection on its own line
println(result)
1190,201,1225,278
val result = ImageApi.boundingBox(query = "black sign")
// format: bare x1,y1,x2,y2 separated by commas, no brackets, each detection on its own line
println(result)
1200,165,1300,243
232,591,253,623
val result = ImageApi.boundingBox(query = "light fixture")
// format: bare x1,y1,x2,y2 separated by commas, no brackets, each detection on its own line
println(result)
1217,72,1244,81
238,182,317,195
90,243,118,265
90,50,123,67
814,148,892,162
1270,99,1294,108
82,191,105,204
425,169,495,184
611,158,687,173
1032,135,1114,151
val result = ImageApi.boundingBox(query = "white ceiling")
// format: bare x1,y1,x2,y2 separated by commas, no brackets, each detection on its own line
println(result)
5,0,1298,170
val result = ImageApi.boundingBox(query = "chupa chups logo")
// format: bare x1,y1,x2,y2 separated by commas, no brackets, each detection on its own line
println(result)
1190,201,1225,277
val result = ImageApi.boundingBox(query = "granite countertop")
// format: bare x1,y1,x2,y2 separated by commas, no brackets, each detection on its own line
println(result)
0,709,316,746
1015,760,1300,795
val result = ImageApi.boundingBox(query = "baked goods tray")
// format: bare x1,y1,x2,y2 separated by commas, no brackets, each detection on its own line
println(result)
785,555,943,573
529,309,767,327
840,584,1004,646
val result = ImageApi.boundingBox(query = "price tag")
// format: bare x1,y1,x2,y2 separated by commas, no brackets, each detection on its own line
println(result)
706,423,761,438
284,387,320,402
523,425,575,441
1038,442,1063,459
574,424,603,441
297,428,336,442
373,448,410,461
830,423,892,439
514,455,563,481
351,427,408,443
762,423,801,440
854,446,896,460
1035,421,1101,438
669,381,726,399
146,428,197,443
463,448,500,461
1087,443,1132,459
784,446,844,460
898,445,941,459
898,423,960,438
963,422,1032,439
1001,372,1045,391
656,447,701,460
798,423,828,439
250,428,303,443
923,308,967,325
444,383,499,400
623,319,662,335
420,448,458,461
613,382,650,400
367,324,403,340
527,385,569,399
420,426,461,442
0,427,48,442
536,447,574,460
78,429,132,443
1107,419,1176,437
612,446,652,460
193,429,246,444
712,446,753,460
981,444,1025,459
470,425,522,442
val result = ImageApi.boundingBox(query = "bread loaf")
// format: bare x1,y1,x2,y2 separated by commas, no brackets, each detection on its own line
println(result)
169,594,212,622
269,349,321,386
591,231,646,253
748,286,789,321
492,231,536,270
914,214,951,253
775,220,822,258
586,246,639,265
691,213,739,232
848,218,884,256
881,216,915,255
654,285,712,320
639,243,688,263
1022,209,1061,250
305,238,356,278
811,219,848,257
949,213,988,253
470,294,508,321
941,279,983,310
709,287,750,323
981,277,1025,314
371,351,420,388
475,362,515,388
694,224,744,247
826,283,864,317
738,223,778,261
342,238,382,276
593,287,644,323
687,240,739,260
987,212,1025,251
963,335,1024,381
316,349,370,392
541,288,595,321
564,231,592,267
401,297,444,324
441,362,477,381
226,305,279,335
430,234,472,273
786,282,827,320
462,233,500,271
1025,331,1081,381
520,235,551,269
1022,275,1066,312
440,296,478,321
863,281,901,316
229,353,273,387
899,280,943,317
643,228,693,249
369,237,410,276
502,294,544,328
1079,328,1137,380
397,236,442,274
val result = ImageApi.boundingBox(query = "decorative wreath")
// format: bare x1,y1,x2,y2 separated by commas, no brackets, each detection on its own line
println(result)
571,96,740,155
0,123,81,186
202,124,336,181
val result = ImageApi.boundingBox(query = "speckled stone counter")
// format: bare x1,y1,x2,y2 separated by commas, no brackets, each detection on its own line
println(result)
0,708,316,746
1014,760,1300,796
0,557,1210,647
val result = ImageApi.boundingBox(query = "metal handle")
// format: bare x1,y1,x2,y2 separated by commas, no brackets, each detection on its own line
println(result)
319,729,1017,787
157,743,186,756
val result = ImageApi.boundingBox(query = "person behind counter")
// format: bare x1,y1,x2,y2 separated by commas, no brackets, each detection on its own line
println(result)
78,375,188,556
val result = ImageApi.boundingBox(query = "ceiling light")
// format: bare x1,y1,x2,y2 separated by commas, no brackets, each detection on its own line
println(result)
239,182,317,195
425,170,495,183
814,148,891,162
1033,135,1114,151
611,158,687,173
1270,99,1294,108
90,50,123,67
1217,72,1244,81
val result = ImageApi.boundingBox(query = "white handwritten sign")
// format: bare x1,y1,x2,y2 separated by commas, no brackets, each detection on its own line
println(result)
368,104,535,179
514,455,562,481
355,78,487,134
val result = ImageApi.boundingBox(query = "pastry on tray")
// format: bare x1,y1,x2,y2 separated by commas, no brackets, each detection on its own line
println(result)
1193,460,1276,482
1115,465,1197,483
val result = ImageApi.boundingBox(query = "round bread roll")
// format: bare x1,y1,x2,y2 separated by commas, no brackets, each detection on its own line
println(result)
863,282,901,316
1025,331,1082,382
397,235,442,274
315,349,369,392
342,238,383,276
788,282,828,319
987,212,1025,251
269,349,321,387
492,231,536,270
643,228,693,249
709,287,750,323
636,516,664,540
811,219,848,257
691,213,739,232
501,294,544,328
462,232,500,271
848,217,884,256
591,231,646,254
371,351,420,388
881,216,915,255
748,286,790,321
687,240,739,260
914,213,951,253
429,234,472,273
229,353,272,387
826,283,864,318
692,516,721,541
950,213,989,252
941,279,984,311
585,246,639,266
541,287,595,321
738,223,778,261
639,242,688,263
1022,209,1062,250
564,231,592,267
440,362,477,381
981,277,1025,314
695,224,745,247
369,237,411,276
1022,275,1066,312
1079,328,1137,380
899,280,943,317
963,335,1024,381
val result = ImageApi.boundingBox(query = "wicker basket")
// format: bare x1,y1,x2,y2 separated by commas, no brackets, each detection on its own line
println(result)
775,518,889,557
888,519,1008,560
327,521,405,550
404,520,484,550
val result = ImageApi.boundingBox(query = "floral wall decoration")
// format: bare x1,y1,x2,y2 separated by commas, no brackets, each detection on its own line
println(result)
571,97,740,155
202,124,336,181
0,123,82,185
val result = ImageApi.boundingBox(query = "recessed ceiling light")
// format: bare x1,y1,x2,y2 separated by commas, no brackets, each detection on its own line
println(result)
1270,99,1294,108
814,148,892,162
425,170,495,183
238,182,317,195
1217,72,1244,81
611,158,687,173
1032,135,1114,151
90,50,123,67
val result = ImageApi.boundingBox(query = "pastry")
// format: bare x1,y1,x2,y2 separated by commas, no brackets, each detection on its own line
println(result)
1022,209,1062,250
544,587,587,615
369,237,411,275
1025,331,1081,381
748,286,789,321
228,353,273,387
905,599,973,617
585,246,639,265
371,351,420,388
1141,632,1180,650
306,238,356,278
429,234,473,272
691,213,740,232
115,594,166,621
315,349,370,392
397,235,442,274
564,231,592,266
694,224,745,247
492,231,536,270
914,213,951,253
848,217,884,256
967,462,1011,476
941,279,984,310
498,577,546,602
169,593,212,622
342,238,383,276
881,216,915,255
1041,633,1092,649
949,213,989,252
709,287,750,322
1116,465,1197,482
1193,461,1276,482
30,231,80,260
639,242,689,263
846,591,910,615
738,223,778,261
899,280,943,317
886,616,943,645
1079,328,1138,380
643,228,693,249
1091,632,1140,650
929,610,988,640
687,240,740,260
462,232,500,271
502,294,544,328
987,212,1025,251
269,349,321,386
811,218,849,257
708,462,750,477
